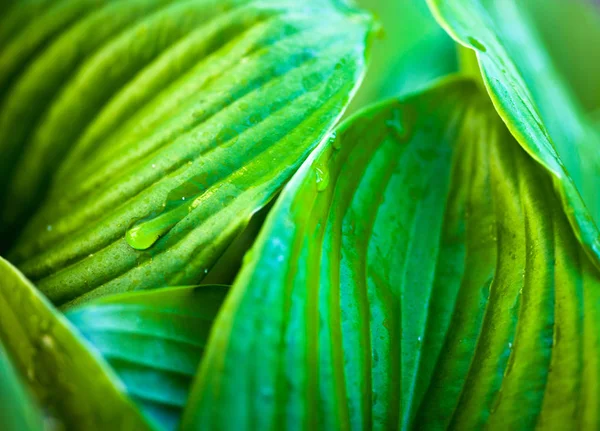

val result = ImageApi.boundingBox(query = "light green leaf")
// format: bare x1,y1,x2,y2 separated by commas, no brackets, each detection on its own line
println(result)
3,0,372,306
65,285,227,431
0,256,153,430
525,0,600,114
0,340,44,431
346,0,456,115
427,0,600,267
182,78,600,430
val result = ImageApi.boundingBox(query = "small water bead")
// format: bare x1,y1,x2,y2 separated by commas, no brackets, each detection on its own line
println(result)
315,166,330,192
46,225,52,232
328,131,342,150
467,36,487,52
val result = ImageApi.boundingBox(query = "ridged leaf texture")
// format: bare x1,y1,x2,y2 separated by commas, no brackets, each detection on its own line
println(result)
0,257,153,430
0,0,372,306
66,285,227,430
427,0,600,266
183,78,600,430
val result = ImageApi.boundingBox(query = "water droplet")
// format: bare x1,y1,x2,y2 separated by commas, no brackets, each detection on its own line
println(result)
126,216,176,251
417,336,422,342
182,197,186,201
385,107,414,143
468,36,487,52
508,342,513,349
46,225,52,232
41,335,54,350
204,268,208,274
152,164,156,169
315,166,329,192
328,131,342,150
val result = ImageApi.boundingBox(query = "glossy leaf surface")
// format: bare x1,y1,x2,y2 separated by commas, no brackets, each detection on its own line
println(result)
428,0,600,266
2,0,372,306
66,285,227,431
0,257,152,430
183,78,600,430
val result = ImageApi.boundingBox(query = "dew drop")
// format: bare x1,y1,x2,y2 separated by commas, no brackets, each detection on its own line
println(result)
315,166,329,192
126,217,175,251
328,131,340,149
468,36,487,52
41,334,54,350
152,164,156,169
46,225,52,232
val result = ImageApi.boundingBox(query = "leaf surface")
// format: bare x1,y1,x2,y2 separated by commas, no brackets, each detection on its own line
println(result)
66,285,227,431
0,340,44,431
0,256,153,430
427,0,600,266
3,0,372,306
182,78,600,430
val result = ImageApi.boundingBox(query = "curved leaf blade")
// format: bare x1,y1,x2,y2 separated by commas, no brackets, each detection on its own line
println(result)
427,0,600,267
0,256,153,430
65,285,227,431
0,341,44,431
4,0,373,306
182,78,600,429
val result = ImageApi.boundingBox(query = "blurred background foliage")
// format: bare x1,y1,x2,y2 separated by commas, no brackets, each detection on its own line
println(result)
347,0,457,115
348,0,600,124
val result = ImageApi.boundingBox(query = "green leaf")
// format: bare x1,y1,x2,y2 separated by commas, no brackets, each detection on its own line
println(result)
3,0,372,306
181,78,600,430
0,340,44,431
427,0,600,267
65,285,227,431
0,0,178,246
0,256,153,430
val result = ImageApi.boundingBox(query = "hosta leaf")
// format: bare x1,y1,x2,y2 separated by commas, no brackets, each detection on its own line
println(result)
0,341,44,431
427,0,600,266
65,285,227,431
0,0,179,245
0,256,153,430
3,0,372,306
182,78,600,430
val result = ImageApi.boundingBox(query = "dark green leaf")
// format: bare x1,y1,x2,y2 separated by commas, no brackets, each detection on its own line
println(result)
428,0,600,266
3,0,372,306
182,78,600,429
0,256,153,430
66,285,227,431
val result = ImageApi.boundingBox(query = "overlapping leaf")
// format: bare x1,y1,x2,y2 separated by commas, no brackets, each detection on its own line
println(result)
66,285,227,430
0,340,43,431
0,257,153,430
0,0,372,306
182,78,600,429
427,0,600,266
